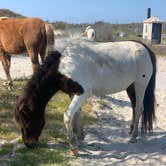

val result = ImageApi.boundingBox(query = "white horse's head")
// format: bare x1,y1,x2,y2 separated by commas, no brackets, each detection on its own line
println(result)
83,26,95,41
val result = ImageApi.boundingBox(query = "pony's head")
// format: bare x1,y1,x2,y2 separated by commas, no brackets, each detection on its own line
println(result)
14,95,45,148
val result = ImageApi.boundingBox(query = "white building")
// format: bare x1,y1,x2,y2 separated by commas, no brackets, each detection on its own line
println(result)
143,17,163,44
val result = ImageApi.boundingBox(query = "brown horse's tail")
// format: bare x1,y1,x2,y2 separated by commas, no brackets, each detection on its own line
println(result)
45,23,55,53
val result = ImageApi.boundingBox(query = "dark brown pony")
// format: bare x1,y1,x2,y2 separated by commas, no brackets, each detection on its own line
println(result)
14,51,83,147
0,17,55,89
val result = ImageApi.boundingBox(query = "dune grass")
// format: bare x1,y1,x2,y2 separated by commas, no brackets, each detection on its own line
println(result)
0,79,95,165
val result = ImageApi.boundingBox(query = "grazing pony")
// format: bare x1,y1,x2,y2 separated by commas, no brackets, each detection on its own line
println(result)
83,26,95,41
0,17,55,89
14,39,156,155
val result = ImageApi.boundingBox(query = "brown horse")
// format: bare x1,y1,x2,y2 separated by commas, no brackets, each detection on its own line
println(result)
0,17,55,89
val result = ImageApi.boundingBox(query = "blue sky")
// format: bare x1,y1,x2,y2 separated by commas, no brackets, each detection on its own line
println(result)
0,0,165,23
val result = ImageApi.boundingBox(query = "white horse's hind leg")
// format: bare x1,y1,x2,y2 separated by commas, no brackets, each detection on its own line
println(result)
126,84,136,134
129,81,148,143
64,94,88,152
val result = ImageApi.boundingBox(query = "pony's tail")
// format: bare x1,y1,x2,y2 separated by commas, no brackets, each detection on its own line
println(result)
45,23,55,53
142,49,156,133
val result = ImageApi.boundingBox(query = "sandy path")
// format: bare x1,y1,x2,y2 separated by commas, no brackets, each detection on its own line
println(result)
0,55,165,165
0,55,32,80
69,57,166,165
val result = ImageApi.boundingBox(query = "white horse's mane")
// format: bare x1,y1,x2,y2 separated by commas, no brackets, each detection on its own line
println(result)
55,35,94,53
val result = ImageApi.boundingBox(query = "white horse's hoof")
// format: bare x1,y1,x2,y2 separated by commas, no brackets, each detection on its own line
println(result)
129,138,137,143
70,148,79,156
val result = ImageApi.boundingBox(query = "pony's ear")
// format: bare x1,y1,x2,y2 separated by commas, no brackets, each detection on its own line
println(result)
13,110,20,128
14,107,19,120
13,105,22,128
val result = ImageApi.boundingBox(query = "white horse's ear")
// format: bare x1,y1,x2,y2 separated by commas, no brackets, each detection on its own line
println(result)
85,26,92,31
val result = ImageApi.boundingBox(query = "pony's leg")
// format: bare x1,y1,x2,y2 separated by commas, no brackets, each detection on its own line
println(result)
28,49,40,73
126,84,136,134
129,82,146,143
64,94,88,153
1,54,13,90
72,108,84,143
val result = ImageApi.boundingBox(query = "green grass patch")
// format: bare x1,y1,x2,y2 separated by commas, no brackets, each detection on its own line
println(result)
0,143,13,156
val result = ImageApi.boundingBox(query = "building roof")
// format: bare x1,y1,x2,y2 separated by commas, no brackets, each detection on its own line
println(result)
144,17,163,23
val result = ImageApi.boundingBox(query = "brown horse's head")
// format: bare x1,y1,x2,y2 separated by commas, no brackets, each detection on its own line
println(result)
14,96,45,148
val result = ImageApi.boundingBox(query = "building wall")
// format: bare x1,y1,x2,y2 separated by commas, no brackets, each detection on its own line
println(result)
152,23,162,44
143,23,153,41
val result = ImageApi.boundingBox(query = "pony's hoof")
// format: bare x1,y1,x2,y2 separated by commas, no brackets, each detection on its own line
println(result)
129,138,137,143
70,148,79,156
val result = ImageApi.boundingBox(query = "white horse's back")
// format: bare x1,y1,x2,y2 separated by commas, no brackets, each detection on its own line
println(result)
59,40,152,95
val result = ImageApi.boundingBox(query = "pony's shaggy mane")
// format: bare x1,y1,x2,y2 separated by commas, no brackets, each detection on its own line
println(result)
25,50,62,96
16,50,84,114
16,51,62,114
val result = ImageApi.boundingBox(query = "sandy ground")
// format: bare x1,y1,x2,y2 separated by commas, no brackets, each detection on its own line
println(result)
0,55,32,80
70,57,166,166
0,55,165,165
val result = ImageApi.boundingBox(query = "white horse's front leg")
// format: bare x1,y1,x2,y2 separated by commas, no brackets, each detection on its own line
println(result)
64,94,88,154
73,109,84,142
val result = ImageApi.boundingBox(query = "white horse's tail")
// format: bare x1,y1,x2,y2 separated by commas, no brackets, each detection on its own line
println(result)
45,23,55,52
142,43,156,133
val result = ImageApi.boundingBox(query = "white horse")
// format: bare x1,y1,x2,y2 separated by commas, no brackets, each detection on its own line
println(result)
14,39,156,155
83,26,95,40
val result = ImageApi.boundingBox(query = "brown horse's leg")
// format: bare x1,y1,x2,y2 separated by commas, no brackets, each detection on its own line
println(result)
126,83,136,134
28,49,40,73
1,54,13,90
39,46,46,64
